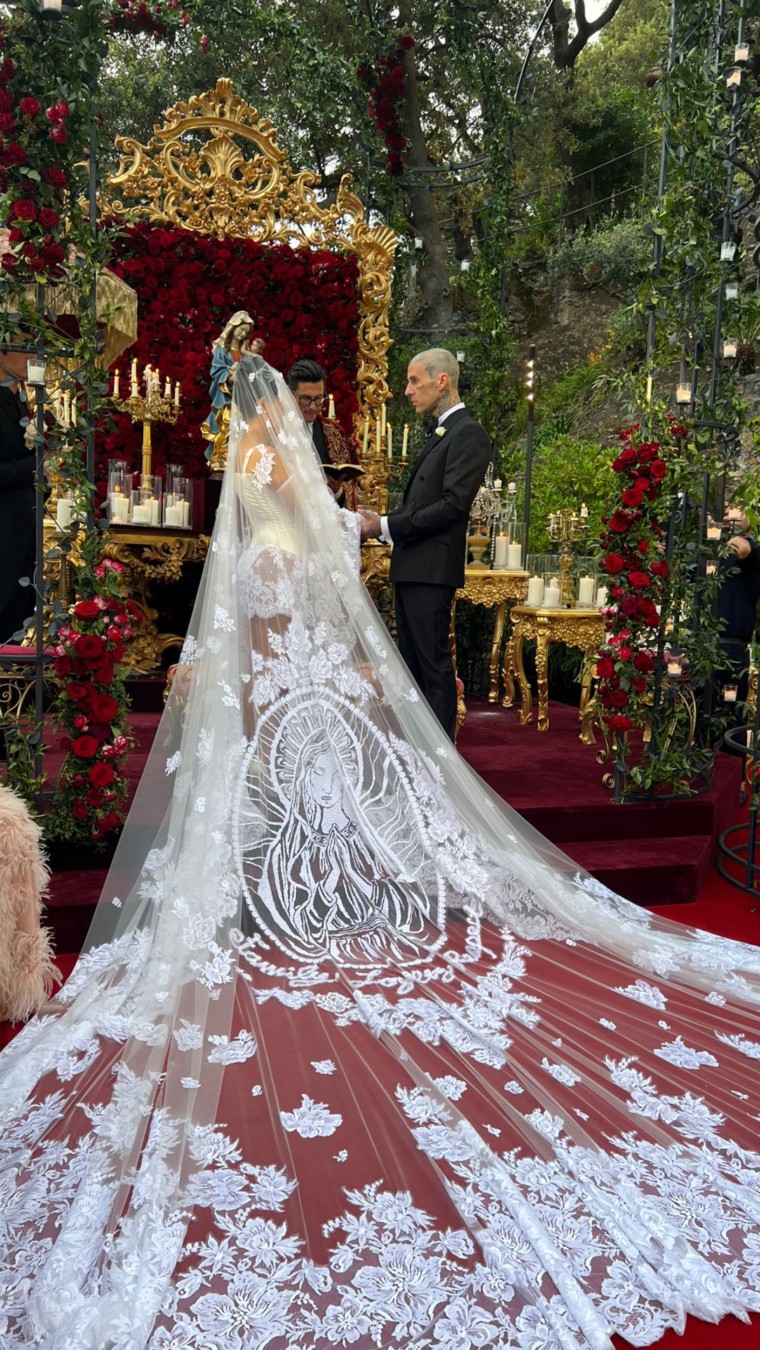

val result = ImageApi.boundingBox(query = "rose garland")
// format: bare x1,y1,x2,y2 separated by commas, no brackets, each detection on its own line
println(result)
104,222,361,489
357,35,416,176
596,419,687,737
48,561,140,842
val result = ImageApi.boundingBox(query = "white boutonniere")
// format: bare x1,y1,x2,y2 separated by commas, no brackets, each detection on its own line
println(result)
435,426,447,438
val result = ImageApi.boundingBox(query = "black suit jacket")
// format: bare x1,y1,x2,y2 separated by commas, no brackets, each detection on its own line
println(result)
388,407,492,589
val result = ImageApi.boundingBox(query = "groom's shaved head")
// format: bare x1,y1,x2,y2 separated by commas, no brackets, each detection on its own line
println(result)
413,348,460,393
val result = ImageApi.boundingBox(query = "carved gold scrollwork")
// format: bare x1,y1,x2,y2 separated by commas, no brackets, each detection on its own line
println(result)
102,531,209,675
104,79,397,422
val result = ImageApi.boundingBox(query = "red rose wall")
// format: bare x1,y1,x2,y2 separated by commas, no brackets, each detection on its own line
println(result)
102,222,362,494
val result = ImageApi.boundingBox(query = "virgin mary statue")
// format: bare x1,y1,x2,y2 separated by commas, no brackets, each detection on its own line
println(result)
2,356,760,1349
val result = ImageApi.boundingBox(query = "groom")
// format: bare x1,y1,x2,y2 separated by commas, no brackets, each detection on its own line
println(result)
360,349,491,739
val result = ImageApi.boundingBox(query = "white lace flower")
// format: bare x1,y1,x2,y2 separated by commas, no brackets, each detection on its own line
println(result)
716,1031,760,1059
248,1165,297,1211
311,1059,336,1075
280,1095,343,1139
213,604,235,633
173,1020,203,1051
207,1030,258,1065
433,1075,467,1101
654,1036,719,1070
165,751,182,775
613,979,667,1009
180,1077,201,1090
432,1296,499,1346
541,1058,581,1087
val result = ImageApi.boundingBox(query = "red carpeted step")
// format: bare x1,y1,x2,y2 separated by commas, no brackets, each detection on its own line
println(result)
45,868,108,954
562,835,714,907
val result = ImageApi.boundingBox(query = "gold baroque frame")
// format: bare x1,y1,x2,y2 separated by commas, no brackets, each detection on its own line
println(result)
103,78,397,420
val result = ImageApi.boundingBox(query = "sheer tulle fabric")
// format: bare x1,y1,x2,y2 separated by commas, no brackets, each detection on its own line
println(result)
2,359,760,1349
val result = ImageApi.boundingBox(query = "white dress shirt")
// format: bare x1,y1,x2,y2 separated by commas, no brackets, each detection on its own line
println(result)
380,403,465,543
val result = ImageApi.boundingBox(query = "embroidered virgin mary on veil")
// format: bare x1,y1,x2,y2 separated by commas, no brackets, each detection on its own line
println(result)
3,356,760,1349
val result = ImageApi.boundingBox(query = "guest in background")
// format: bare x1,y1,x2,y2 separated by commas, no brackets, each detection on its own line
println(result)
714,507,760,705
285,359,357,504
0,349,36,643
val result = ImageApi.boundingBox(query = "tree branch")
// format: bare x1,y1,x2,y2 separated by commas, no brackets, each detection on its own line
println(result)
552,0,628,71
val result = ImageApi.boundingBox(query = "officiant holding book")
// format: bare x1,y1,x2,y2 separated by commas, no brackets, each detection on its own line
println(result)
285,359,359,505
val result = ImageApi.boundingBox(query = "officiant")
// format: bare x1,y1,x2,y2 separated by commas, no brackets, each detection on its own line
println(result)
285,359,357,505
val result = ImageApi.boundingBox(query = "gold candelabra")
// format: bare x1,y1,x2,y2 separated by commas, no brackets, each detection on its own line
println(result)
548,507,589,606
112,361,181,479
357,412,409,514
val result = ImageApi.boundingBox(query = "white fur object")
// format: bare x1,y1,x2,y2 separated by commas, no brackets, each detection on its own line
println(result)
0,782,58,1022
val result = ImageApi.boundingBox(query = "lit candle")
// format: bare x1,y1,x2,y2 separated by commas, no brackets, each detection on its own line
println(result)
132,502,151,525
380,403,386,436
144,364,151,393
387,426,393,460
375,417,381,454
580,502,588,519
723,683,738,702
174,381,181,407
544,581,561,608
706,562,717,576
707,524,722,541
667,659,681,676
328,394,336,420
527,576,544,607
493,535,508,569
577,575,595,607
113,369,120,399
164,376,171,399
401,424,408,461
645,374,653,404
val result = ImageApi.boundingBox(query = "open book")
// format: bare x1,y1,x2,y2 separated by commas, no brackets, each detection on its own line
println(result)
325,463,365,483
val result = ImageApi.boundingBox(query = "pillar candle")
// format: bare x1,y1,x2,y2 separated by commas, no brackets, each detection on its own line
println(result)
595,584,608,608
527,576,544,607
544,581,561,608
182,499,191,528
493,535,508,569
56,497,73,529
387,426,393,460
174,381,181,407
164,376,171,399
110,493,129,522
132,502,151,525
149,496,160,525
577,576,595,606
507,542,522,568
165,503,183,527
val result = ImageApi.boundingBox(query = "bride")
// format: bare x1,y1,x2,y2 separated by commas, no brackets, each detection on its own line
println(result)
2,356,760,1349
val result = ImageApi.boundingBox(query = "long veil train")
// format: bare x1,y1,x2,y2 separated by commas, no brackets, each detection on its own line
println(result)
2,357,760,1348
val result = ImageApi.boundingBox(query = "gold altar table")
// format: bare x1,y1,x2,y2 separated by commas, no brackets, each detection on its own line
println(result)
504,604,605,733
104,527,209,675
454,567,529,703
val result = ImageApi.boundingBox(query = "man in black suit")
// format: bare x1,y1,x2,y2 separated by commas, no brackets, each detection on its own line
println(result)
360,349,491,739
0,349,36,643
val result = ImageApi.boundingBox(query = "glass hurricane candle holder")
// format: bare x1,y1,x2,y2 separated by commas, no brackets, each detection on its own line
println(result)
164,466,193,529
131,475,162,527
108,460,132,524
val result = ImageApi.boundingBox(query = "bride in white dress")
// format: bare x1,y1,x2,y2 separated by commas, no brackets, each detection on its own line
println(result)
2,356,760,1349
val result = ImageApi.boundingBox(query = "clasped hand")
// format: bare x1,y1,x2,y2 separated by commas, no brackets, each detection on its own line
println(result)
357,509,382,541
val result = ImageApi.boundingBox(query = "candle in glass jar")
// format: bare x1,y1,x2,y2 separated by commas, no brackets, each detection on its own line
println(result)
132,502,151,525
595,584,608,608
110,492,129,523
493,535,508,569
149,496,161,525
577,575,595,606
507,542,522,568
667,660,682,676
527,575,544,607
706,524,722,541
544,580,561,608
56,497,73,529
723,684,738,702
165,503,184,527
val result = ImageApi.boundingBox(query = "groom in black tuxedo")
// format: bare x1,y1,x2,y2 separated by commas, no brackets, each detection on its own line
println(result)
360,349,491,739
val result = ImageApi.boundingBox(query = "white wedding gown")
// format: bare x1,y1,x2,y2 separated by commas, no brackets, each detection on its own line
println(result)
2,359,760,1349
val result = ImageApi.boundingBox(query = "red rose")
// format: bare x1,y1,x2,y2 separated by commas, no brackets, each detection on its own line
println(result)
74,599,100,619
628,571,651,591
631,677,647,693
618,647,632,661
86,788,103,808
633,651,654,673
88,762,115,788
71,734,99,759
66,680,94,703
650,560,668,578
77,633,106,664
19,97,39,117
55,654,72,676
11,198,36,221
604,552,624,574
90,693,119,722
614,447,637,468
44,166,67,186
634,478,650,492
609,689,629,708
609,512,631,534
0,253,16,272
72,799,88,821
39,207,59,228
596,656,615,678
608,714,633,733
90,656,115,685
49,123,68,144
650,460,667,480
621,596,639,616
622,488,644,508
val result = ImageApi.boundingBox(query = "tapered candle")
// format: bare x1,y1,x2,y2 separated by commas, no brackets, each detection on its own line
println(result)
174,382,181,407
131,358,137,382
113,369,120,399
380,403,386,436
387,426,393,460
164,376,171,399
328,394,335,420
144,364,151,393
362,419,369,454
63,391,70,426
401,424,408,461
375,417,381,453
70,396,76,427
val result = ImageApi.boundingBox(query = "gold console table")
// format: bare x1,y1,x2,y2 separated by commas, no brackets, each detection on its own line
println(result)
103,527,209,674
504,604,605,733
454,567,530,703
